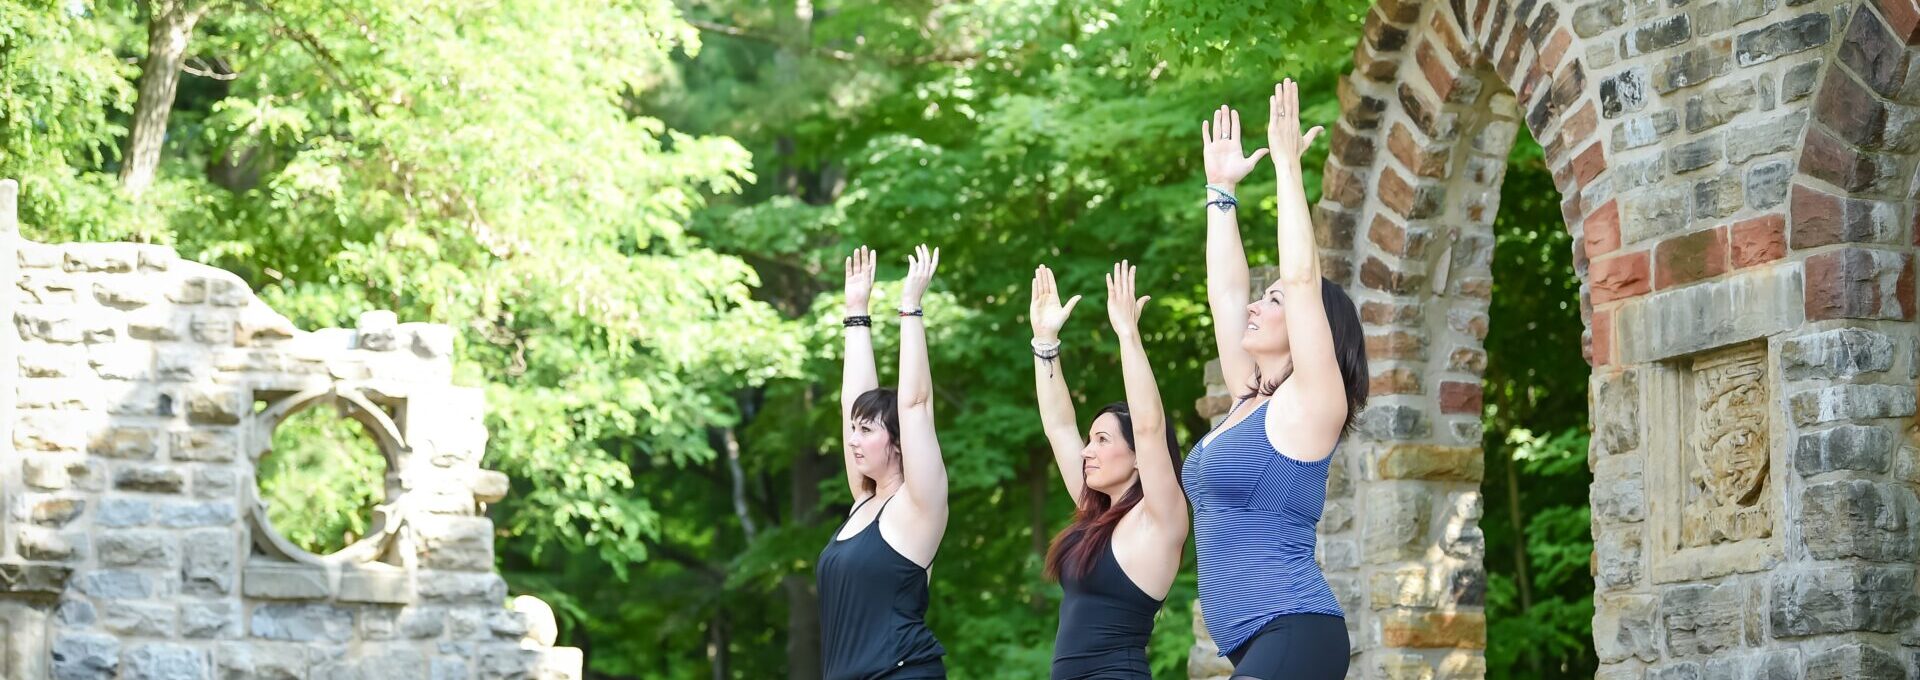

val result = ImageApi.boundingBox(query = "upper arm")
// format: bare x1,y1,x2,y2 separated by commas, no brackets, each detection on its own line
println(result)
897,403,949,511
1131,422,1188,534
1043,428,1087,502
1263,281,1348,459
1208,292,1258,395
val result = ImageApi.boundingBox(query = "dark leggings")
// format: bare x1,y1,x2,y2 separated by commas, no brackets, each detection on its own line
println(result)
1227,614,1349,680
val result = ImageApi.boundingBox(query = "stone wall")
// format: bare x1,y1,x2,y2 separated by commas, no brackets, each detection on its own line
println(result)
1194,0,1920,677
0,179,581,679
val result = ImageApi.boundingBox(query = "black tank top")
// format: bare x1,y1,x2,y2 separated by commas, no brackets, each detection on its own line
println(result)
1050,542,1164,679
818,495,946,680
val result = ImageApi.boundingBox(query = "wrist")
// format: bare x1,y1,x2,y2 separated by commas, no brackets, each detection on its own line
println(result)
846,303,869,315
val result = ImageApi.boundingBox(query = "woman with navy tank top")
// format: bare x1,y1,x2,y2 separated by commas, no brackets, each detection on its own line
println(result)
1028,262,1187,679
819,245,950,680
1186,81,1371,680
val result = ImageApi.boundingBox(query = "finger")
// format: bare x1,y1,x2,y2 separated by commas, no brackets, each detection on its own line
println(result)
845,256,851,278
1063,295,1081,315
1249,147,1270,164
1136,296,1150,317
930,247,939,272
1231,108,1241,141
1202,120,1211,144
1304,126,1324,149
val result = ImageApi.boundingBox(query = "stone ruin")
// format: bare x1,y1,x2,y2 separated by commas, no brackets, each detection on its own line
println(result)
0,179,582,679
1188,0,1920,677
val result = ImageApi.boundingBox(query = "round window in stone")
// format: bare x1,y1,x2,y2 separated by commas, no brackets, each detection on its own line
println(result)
247,387,405,560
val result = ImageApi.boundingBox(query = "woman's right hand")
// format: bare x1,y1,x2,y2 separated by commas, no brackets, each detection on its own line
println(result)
845,245,877,314
1202,104,1270,187
1029,265,1081,341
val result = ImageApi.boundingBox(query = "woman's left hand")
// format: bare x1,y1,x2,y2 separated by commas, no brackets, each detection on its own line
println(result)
1105,260,1150,338
1268,78,1324,165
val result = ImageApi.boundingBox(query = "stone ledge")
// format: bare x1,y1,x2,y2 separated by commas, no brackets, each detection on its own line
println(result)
1613,264,1803,364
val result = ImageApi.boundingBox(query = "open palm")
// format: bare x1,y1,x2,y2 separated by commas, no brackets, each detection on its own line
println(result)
1202,105,1269,185
1029,265,1081,340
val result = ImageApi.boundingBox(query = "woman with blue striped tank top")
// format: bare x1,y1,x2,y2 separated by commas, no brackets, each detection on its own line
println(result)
1186,80,1371,679
1028,262,1186,679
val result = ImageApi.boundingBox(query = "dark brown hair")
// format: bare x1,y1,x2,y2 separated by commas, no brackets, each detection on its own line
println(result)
1044,402,1181,582
850,388,900,495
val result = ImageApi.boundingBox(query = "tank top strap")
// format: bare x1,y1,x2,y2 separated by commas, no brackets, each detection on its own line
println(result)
832,494,877,536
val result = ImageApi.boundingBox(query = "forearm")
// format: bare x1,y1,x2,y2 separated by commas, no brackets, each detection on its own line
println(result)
1033,347,1077,434
841,323,878,416
898,316,932,410
1274,161,1321,285
1205,185,1251,306
1115,332,1166,436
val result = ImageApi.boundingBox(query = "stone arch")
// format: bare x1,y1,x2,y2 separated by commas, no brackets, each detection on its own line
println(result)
1194,0,1920,678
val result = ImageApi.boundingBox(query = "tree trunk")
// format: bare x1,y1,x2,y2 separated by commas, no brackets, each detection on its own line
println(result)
121,0,212,197
784,386,825,680
1503,453,1540,675
709,607,732,680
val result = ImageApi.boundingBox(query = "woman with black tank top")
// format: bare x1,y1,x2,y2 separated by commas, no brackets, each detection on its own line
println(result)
1185,81,1370,680
1029,261,1188,680
820,244,950,680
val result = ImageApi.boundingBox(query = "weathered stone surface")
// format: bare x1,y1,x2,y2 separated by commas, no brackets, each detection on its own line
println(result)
51,633,120,680
1787,384,1917,426
1376,444,1484,481
97,531,177,567
418,572,507,605
1364,485,1432,562
250,603,354,643
1596,527,1645,590
1596,595,1658,663
1803,247,1913,321
1663,583,1744,655
1781,327,1895,379
1795,424,1896,475
1614,266,1802,364
214,643,308,680
1736,12,1831,65
170,429,238,462
181,601,240,639
243,562,330,600
157,501,236,528
1771,564,1918,636
1592,455,1647,524
114,465,185,493
186,387,246,425
1799,479,1919,561
1684,80,1757,132
75,571,153,600
1803,642,1904,680
1379,611,1486,649
101,603,174,638
182,528,238,595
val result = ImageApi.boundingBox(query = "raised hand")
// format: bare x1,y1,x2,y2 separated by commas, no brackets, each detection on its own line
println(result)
1268,78,1324,165
1030,265,1081,342
845,246,878,314
901,244,940,310
1202,105,1270,186
1105,260,1150,339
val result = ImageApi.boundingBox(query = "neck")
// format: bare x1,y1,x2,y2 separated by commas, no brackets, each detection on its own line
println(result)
1254,351,1293,391
871,470,905,500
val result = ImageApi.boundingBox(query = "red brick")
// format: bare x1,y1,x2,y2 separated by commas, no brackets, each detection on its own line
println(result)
1439,380,1483,414
1816,66,1893,149
1585,200,1622,257
1790,182,1891,249
1804,248,1916,321
1591,250,1652,304
1323,165,1368,207
1365,10,1411,53
1378,0,1422,23
1361,256,1427,294
1356,43,1398,82
1450,311,1489,340
1570,143,1607,190
1800,125,1883,193
1561,102,1599,147
1361,301,1422,325
1590,308,1613,367
1419,43,1464,103
1372,367,1423,395
1369,214,1421,256
1389,122,1450,178
1458,277,1493,299
1317,206,1360,250
1367,331,1428,360
1432,9,1474,65
1876,0,1920,44
1378,166,1443,219
1655,227,1731,289
1539,28,1575,74
1730,214,1787,268
1331,124,1378,167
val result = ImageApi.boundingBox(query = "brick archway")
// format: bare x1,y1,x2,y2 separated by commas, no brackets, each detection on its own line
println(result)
1193,0,1920,678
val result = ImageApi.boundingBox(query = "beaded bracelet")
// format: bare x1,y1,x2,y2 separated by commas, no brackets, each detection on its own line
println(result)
842,315,872,328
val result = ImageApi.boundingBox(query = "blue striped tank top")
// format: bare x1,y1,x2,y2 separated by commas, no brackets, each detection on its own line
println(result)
1181,398,1343,657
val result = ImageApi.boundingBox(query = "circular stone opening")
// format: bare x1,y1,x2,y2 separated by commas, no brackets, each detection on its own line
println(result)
260,404,388,555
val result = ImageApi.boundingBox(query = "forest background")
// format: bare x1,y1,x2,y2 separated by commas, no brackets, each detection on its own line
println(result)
1,0,1595,676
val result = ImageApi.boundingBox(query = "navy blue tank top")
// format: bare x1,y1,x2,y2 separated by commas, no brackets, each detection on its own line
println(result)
817,496,946,680
1050,542,1162,679
1181,398,1343,657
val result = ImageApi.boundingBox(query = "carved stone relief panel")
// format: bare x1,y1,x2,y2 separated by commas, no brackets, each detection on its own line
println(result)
1649,340,1782,584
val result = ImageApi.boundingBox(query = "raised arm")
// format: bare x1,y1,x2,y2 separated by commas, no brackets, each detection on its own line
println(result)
839,246,880,501
1106,262,1187,532
1030,265,1087,500
1201,105,1269,393
896,245,949,515
1267,79,1346,434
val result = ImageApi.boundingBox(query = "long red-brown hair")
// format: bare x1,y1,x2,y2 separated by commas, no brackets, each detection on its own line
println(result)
1044,402,1181,582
